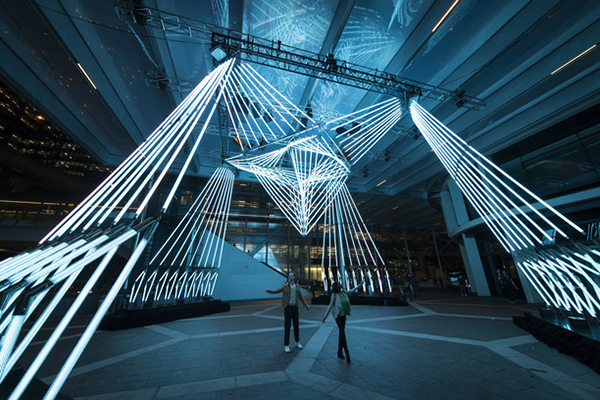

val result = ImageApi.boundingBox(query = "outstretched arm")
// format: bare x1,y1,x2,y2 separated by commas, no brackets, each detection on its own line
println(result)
300,292,310,310
345,280,364,295
266,285,284,294
322,295,335,323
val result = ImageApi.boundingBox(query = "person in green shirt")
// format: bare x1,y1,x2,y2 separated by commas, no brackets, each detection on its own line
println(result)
322,280,362,363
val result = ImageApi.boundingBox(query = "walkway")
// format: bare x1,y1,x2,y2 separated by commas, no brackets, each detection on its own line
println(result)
30,291,600,399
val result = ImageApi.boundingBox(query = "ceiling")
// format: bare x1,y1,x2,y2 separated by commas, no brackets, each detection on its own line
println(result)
0,0,598,230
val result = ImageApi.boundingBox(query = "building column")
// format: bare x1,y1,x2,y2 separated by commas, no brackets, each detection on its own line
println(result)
459,234,490,296
442,179,490,296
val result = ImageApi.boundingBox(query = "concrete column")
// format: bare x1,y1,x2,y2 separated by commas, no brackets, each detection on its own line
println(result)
447,179,470,225
459,234,490,296
440,182,458,234
513,258,544,303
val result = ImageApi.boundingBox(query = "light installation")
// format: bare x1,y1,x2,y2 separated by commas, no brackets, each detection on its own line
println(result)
222,62,403,235
321,184,390,295
129,166,235,305
410,100,600,317
0,59,237,399
1,53,597,399
0,58,399,398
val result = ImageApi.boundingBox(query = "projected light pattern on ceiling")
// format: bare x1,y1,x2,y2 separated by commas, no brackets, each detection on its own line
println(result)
312,0,429,117
411,100,600,317
249,0,336,103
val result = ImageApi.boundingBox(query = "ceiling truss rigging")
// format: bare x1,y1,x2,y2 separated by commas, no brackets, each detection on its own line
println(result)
115,0,485,111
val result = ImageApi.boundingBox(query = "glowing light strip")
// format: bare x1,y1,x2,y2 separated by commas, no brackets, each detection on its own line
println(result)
432,0,460,32
236,65,298,136
413,101,582,236
321,184,387,294
221,90,246,149
340,185,385,264
154,167,234,269
228,68,276,142
551,44,597,75
419,119,531,251
344,106,403,163
131,60,232,218
0,243,69,282
410,100,583,249
1,251,97,382
242,64,313,125
42,70,209,241
409,100,599,316
52,60,231,239
51,76,208,239
339,99,400,147
237,66,301,133
42,234,152,400
160,67,233,213
155,167,226,265
413,102,552,246
76,62,97,90
222,75,264,146
513,245,600,316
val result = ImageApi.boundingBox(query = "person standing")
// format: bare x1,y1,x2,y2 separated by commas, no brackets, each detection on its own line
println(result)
409,275,420,301
266,272,310,353
458,275,467,296
322,280,362,363
502,270,518,304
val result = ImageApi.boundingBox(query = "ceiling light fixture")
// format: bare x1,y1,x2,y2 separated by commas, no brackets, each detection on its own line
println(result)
76,62,97,90
550,44,597,75
210,45,228,62
431,0,461,33
376,180,387,187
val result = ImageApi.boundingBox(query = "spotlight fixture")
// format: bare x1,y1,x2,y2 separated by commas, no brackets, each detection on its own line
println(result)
210,45,228,62
363,169,369,178
384,150,391,162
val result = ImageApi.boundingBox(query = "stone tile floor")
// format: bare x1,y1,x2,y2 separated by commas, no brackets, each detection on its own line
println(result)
28,291,600,399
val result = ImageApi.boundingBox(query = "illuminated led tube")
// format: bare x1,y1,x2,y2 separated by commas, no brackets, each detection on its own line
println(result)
41,236,150,400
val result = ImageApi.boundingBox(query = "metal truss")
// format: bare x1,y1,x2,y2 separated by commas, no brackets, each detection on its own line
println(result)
114,0,485,110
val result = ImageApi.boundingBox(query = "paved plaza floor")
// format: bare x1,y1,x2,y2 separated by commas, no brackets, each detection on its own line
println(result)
26,290,600,399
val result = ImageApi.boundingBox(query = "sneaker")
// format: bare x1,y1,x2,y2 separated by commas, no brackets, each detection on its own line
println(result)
284,346,291,353
295,342,303,349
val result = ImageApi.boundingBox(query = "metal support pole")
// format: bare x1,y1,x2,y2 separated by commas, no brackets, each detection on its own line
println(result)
243,219,247,252
265,219,269,265
432,231,446,288
403,228,413,276
335,198,346,289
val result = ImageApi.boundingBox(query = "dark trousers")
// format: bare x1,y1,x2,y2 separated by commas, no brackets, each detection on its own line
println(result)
284,305,299,345
335,315,347,352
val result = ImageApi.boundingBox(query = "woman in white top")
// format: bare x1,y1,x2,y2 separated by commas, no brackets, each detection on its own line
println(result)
322,280,362,363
